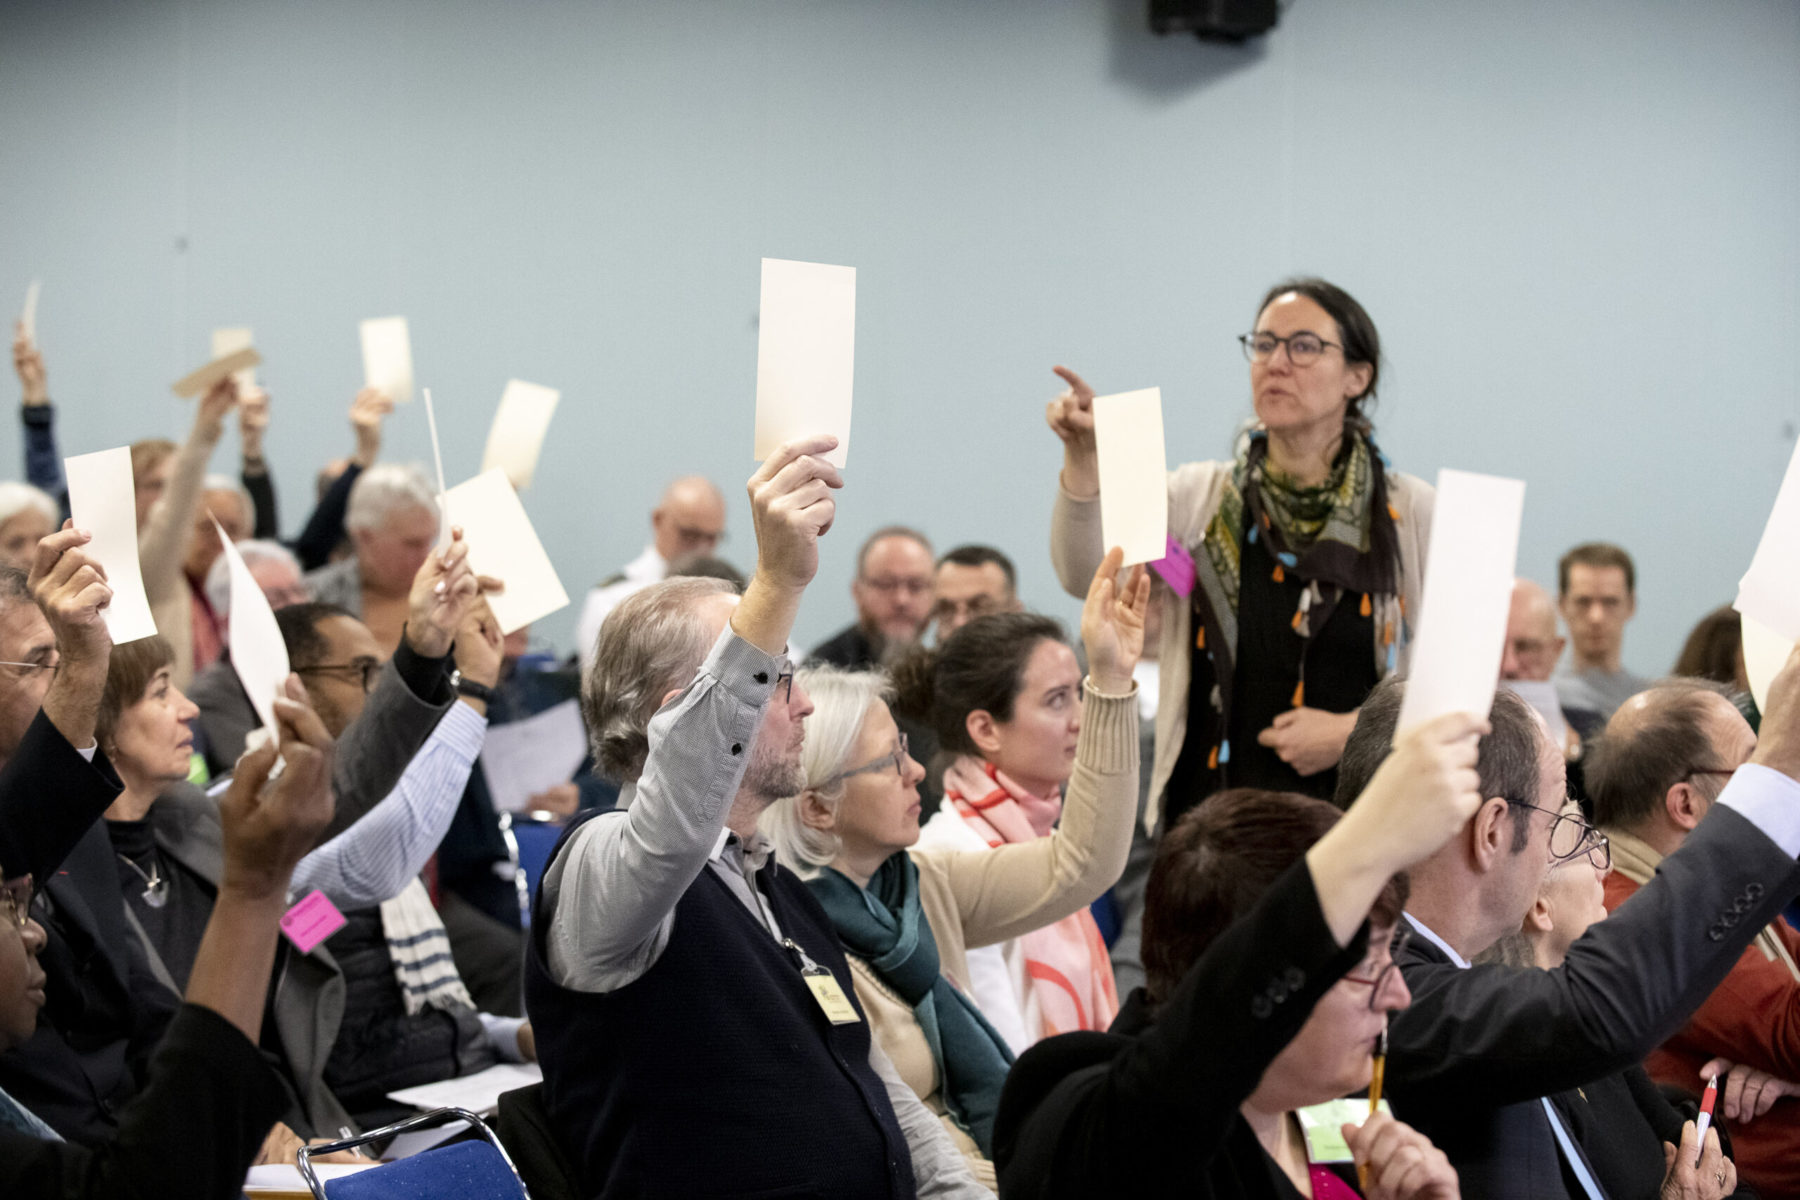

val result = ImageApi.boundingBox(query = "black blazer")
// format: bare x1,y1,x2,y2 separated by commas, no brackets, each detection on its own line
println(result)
1389,803,1800,1200
1553,1066,1754,1200
994,860,1366,1198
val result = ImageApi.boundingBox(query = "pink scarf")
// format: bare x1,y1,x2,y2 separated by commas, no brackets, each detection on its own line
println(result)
940,756,1119,1038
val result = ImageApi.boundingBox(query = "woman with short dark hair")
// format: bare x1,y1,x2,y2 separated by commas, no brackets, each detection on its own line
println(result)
1048,279,1432,828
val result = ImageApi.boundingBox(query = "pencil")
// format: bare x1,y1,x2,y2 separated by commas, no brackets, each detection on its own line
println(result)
1358,1023,1388,1193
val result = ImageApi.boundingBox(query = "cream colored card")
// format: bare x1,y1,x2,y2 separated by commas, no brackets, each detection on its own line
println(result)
360,316,414,405
64,447,159,643
480,379,561,490
21,280,39,345
1394,469,1526,740
171,347,261,399
1736,437,1800,642
1092,387,1168,565
216,517,290,735
1741,612,1792,716
442,468,569,634
754,258,854,468
211,327,257,390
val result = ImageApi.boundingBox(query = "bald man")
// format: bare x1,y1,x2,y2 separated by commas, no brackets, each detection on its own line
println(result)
575,476,728,672
1501,578,1605,810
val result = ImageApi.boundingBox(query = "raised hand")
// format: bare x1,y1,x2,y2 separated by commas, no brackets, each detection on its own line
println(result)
1343,1112,1460,1200
239,385,271,461
1752,642,1800,781
1046,364,1100,497
28,521,112,668
349,387,394,468
1080,546,1151,693
405,527,480,659
1339,712,1488,870
747,435,842,593
12,321,46,406
453,596,505,692
219,676,335,902
194,375,241,442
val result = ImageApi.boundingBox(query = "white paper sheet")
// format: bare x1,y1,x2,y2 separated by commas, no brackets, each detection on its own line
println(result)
442,468,569,634
481,699,588,813
216,517,290,735
1741,612,1792,717
244,1163,378,1195
171,347,261,399
360,315,414,405
754,258,854,468
64,447,159,643
1736,437,1800,642
1501,679,1569,746
1092,387,1168,565
211,326,257,390
481,379,561,490
1394,469,1527,740
21,280,39,345
387,1061,543,1115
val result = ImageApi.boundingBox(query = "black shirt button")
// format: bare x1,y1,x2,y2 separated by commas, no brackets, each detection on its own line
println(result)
1251,995,1273,1019
754,671,769,684
1284,967,1306,989
731,743,742,755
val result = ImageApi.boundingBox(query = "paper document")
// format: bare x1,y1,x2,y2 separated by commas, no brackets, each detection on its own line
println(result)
211,327,257,389
482,699,588,812
481,379,561,490
1092,387,1168,565
20,280,39,345
1741,613,1792,717
387,1062,543,1115
64,447,159,643
1736,437,1800,642
217,518,290,734
244,1163,378,1196
171,347,261,399
754,257,855,468
1394,469,1526,740
442,468,569,634
1501,679,1569,746
360,315,415,405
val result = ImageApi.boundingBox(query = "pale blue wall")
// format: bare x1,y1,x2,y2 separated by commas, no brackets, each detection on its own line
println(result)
2,0,1796,671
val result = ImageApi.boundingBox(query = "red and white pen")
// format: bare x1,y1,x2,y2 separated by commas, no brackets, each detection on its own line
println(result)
1693,1074,1720,1166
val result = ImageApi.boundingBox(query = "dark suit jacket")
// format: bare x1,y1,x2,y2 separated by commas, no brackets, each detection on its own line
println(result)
994,860,1366,1198
1552,1066,1754,1200
0,1005,284,1200
1389,803,1800,1200
185,657,256,779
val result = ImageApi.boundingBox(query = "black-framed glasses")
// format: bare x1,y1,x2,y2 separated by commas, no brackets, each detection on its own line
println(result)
822,733,909,788
774,671,793,704
1239,331,1343,367
1511,800,1610,869
1341,926,1411,1011
1686,764,1739,783
0,875,33,932
295,659,381,694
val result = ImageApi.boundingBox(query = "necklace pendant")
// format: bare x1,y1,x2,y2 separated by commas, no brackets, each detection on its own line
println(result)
143,879,168,909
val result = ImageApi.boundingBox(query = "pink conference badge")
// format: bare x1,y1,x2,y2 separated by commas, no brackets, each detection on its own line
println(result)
1150,535,1196,598
280,889,347,954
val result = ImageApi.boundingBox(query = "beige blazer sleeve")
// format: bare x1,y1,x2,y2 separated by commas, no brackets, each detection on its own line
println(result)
914,685,1139,951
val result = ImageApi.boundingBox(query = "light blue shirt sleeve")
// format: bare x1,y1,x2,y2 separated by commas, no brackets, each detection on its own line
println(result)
1717,762,1800,859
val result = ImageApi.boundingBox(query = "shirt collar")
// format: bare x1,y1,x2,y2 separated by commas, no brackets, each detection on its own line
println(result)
1403,912,1471,969
711,827,774,873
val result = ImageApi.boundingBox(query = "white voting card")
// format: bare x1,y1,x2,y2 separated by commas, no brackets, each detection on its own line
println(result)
1092,387,1168,565
1737,436,1800,643
480,698,588,813
754,258,854,468
1742,612,1792,717
211,327,257,389
1394,469,1526,740
360,316,414,405
442,468,569,634
171,347,261,399
216,518,290,735
64,448,158,643
20,280,39,345
481,379,561,490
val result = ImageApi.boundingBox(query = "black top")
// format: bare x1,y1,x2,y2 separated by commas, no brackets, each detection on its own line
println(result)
0,1004,285,1200
105,819,211,988
808,622,879,670
994,860,1368,1198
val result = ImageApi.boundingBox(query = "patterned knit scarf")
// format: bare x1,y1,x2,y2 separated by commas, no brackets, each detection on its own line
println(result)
380,878,477,1016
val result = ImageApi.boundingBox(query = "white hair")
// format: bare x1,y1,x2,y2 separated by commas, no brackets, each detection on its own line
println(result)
757,665,891,879
345,463,439,534
0,481,58,530
202,473,257,532
204,538,301,618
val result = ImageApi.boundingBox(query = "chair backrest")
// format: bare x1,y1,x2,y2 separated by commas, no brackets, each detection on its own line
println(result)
298,1107,530,1200
494,1083,583,1200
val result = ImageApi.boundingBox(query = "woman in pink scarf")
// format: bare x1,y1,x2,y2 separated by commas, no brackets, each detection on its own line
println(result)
902,611,1118,1051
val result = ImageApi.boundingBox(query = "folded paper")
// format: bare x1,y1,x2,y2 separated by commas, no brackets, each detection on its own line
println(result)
754,258,854,468
171,347,261,399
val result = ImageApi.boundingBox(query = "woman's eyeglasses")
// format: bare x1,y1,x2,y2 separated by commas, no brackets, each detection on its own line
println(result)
1238,331,1343,367
821,734,910,787
1341,927,1412,1011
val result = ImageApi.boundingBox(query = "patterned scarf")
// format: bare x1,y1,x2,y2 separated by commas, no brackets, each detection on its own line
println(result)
380,878,477,1016
940,756,1120,1040
807,855,1015,1155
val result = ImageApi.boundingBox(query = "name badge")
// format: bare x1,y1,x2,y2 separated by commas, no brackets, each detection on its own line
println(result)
803,966,862,1025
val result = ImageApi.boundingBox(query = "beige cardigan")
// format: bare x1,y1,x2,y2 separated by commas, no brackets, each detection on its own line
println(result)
843,684,1139,1186
143,421,226,691
1050,459,1433,832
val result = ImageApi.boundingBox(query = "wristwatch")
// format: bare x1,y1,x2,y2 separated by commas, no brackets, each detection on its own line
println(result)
450,670,495,704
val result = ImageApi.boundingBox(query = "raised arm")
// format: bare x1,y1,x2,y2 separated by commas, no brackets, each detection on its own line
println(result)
14,322,66,515
1045,366,1107,598
139,378,237,605
237,385,278,540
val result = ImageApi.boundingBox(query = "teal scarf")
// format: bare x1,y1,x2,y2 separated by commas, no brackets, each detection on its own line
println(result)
808,854,1015,1155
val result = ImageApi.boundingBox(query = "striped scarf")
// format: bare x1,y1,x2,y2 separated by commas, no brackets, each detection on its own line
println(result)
380,878,476,1016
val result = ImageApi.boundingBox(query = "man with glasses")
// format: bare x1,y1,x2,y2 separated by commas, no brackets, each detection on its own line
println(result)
1334,662,1800,1200
1589,678,1800,1197
810,525,935,670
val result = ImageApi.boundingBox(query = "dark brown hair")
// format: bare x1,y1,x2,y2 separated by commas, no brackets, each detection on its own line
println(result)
1558,542,1636,596
1256,277,1382,435
1142,789,1407,1007
1673,606,1743,688
1586,678,1733,830
889,611,1066,758
97,635,176,747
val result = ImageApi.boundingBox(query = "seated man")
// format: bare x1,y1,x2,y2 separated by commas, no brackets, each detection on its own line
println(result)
525,438,984,1197
930,544,1022,643
1332,664,1800,1200
1502,578,1604,812
189,538,308,776
1589,679,1800,1197
810,525,933,668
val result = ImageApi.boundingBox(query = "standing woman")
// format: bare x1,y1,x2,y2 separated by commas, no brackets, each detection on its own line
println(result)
1049,278,1432,830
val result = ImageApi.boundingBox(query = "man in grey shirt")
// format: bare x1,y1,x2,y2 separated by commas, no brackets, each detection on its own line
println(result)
1554,542,1650,718
525,435,987,1197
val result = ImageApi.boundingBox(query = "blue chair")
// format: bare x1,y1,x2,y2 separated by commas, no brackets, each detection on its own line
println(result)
297,1107,530,1199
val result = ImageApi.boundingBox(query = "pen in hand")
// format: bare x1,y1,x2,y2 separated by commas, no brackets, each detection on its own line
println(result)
1693,1073,1719,1167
